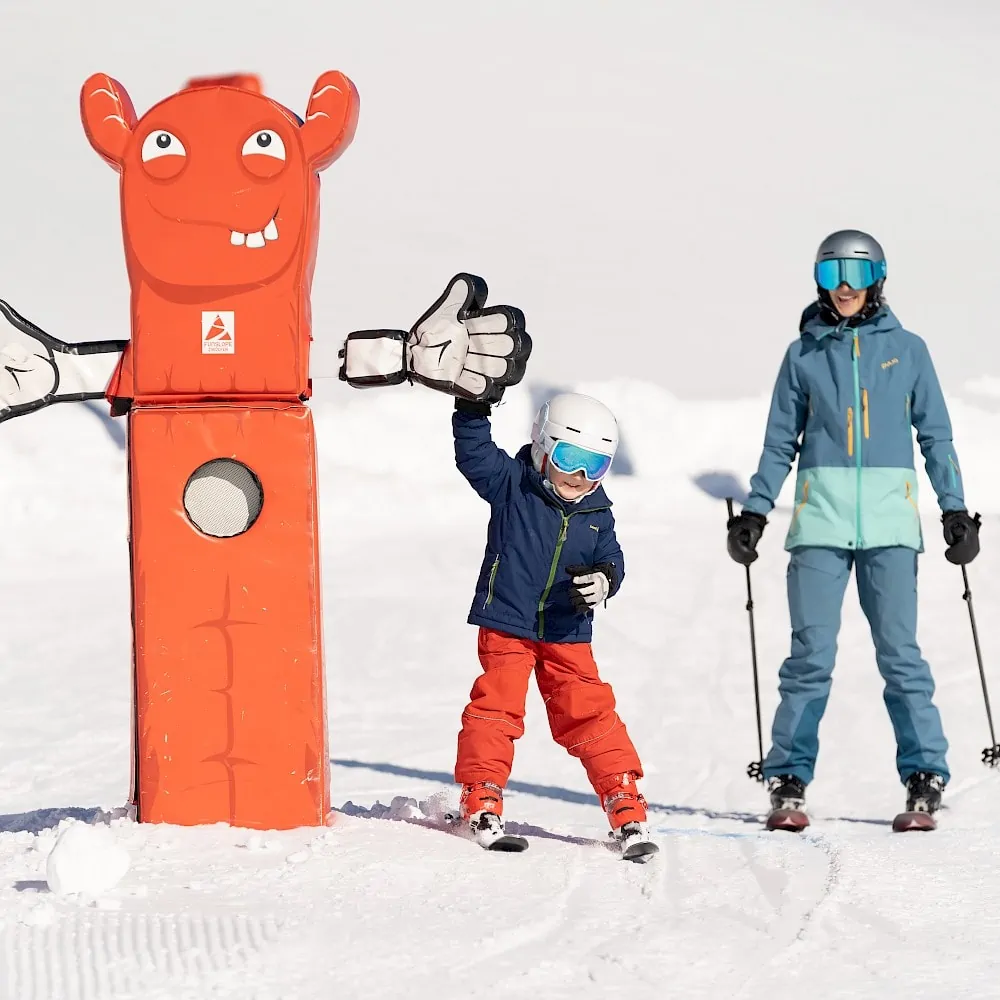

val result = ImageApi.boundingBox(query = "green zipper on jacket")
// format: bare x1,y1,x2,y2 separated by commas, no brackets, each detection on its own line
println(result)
851,331,863,547
484,554,500,607
538,514,570,640
536,505,610,640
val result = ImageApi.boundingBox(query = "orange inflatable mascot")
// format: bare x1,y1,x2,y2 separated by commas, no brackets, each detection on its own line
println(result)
88,70,358,829
0,70,529,832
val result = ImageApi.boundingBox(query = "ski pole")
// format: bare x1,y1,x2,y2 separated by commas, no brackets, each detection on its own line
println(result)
727,497,765,782
959,564,1000,767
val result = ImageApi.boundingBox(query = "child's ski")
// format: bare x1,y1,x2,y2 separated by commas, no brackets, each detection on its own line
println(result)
483,834,529,852
610,823,659,863
620,839,659,863
461,811,529,852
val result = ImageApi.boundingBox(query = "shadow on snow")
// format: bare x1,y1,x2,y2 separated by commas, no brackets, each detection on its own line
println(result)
0,805,118,835
331,757,766,825
331,758,891,829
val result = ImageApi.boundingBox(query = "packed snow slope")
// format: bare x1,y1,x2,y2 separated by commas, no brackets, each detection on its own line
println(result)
1,382,999,1000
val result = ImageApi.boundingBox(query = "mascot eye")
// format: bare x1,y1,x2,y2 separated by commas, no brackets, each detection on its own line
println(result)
242,130,286,161
141,130,186,161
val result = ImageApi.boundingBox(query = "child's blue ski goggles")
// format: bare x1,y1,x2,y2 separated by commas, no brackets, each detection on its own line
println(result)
549,440,614,481
815,257,887,291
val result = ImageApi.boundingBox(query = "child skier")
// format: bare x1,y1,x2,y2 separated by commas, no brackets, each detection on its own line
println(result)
451,391,656,860
726,229,980,831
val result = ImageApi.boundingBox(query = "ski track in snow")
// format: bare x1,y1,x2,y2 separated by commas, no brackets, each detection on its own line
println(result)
0,913,283,1000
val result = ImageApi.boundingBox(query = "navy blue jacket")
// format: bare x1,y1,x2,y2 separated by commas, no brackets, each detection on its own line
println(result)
454,409,624,643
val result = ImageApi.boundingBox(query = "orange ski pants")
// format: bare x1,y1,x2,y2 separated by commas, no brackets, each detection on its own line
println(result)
455,628,643,796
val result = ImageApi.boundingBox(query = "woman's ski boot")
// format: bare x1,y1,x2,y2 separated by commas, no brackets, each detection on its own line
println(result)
892,772,945,832
765,774,809,832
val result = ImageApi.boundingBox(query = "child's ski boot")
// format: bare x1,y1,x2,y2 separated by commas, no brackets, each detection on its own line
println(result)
459,781,528,852
765,774,809,832
601,773,658,863
892,771,945,832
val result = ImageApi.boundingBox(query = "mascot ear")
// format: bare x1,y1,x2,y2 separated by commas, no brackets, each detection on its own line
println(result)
81,73,137,169
300,71,360,171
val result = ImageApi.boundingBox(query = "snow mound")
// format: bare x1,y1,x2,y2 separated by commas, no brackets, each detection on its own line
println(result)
339,791,456,822
45,822,130,897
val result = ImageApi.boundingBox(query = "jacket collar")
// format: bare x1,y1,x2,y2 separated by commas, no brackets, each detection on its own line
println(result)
799,301,902,343
516,444,613,511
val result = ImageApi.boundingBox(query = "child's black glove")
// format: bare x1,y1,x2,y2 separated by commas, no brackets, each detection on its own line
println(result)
942,510,981,565
454,398,492,416
565,563,614,612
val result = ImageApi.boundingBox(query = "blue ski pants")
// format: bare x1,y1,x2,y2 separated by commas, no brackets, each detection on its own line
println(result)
762,546,949,786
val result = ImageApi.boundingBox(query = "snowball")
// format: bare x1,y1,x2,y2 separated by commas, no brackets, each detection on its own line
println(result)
45,823,130,897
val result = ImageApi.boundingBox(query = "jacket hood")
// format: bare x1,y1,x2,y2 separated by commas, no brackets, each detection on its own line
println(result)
515,443,613,511
799,302,903,342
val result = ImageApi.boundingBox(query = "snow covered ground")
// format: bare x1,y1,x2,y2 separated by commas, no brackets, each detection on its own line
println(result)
1,383,999,999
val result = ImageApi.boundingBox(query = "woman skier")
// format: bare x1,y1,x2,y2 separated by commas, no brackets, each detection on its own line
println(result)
726,229,981,828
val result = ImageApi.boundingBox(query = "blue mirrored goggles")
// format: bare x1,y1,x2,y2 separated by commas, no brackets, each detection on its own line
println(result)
549,440,614,481
814,258,887,291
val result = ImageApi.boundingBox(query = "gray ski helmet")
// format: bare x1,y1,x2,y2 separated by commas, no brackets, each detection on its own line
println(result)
814,229,887,322
815,229,885,265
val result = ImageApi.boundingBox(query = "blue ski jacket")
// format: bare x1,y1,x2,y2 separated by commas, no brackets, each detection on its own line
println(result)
743,303,965,551
453,409,624,643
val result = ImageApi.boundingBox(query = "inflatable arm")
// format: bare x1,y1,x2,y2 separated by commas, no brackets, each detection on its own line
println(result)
0,299,126,423
339,273,532,404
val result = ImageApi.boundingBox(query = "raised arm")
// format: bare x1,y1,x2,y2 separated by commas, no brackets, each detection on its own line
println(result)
0,299,126,423
452,399,520,504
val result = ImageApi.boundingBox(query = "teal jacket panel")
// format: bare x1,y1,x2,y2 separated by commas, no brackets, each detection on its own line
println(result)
743,303,965,551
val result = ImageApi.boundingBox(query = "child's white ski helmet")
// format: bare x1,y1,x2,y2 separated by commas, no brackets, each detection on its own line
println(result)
530,393,619,482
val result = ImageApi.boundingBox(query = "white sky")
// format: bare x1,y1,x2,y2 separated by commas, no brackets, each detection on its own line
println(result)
2,0,999,398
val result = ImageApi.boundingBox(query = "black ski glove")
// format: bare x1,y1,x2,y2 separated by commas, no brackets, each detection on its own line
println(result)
942,510,981,565
726,510,767,566
455,398,492,416
565,563,616,612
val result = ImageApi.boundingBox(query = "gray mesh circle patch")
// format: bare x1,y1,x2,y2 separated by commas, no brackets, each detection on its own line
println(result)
183,459,264,538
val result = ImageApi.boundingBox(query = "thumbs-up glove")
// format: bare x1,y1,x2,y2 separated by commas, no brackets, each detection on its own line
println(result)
339,273,531,404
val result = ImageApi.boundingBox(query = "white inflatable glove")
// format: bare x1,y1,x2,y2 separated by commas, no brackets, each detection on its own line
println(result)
566,565,612,613
0,299,125,423
338,273,531,403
